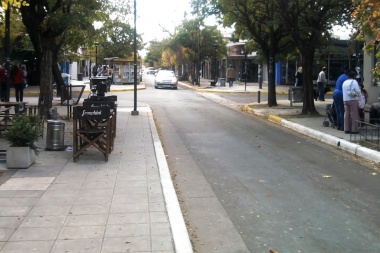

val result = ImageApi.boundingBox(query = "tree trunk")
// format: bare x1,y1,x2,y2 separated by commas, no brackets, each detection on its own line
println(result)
301,50,318,115
52,60,66,99
267,54,278,107
39,48,53,117
20,7,56,118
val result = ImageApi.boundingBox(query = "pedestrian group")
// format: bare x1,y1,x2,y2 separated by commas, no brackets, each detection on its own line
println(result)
0,63,28,102
332,66,367,134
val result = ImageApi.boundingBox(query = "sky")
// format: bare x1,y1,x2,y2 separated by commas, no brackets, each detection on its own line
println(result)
137,0,192,45
135,0,230,57
136,0,352,56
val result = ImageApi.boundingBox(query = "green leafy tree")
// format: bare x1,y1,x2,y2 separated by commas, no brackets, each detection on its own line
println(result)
161,48,176,69
195,0,293,106
352,0,380,81
165,42,188,72
198,0,353,112
96,18,143,60
145,40,166,67
276,0,354,115
18,0,105,116
173,19,225,84
0,5,31,60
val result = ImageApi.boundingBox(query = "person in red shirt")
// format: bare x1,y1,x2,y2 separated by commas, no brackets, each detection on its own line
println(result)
0,64,6,101
11,65,25,102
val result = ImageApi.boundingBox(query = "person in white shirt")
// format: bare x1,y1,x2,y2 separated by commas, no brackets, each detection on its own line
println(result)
21,65,27,88
316,66,327,101
342,69,361,134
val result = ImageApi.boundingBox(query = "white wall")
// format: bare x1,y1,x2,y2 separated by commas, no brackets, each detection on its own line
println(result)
70,62,78,80
363,51,380,104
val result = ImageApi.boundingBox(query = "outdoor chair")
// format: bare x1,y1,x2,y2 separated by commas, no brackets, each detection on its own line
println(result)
82,100,117,140
73,105,113,162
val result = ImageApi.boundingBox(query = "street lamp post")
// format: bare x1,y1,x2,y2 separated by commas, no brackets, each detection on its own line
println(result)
195,22,203,86
131,0,139,115
196,25,200,86
94,42,99,67
212,44,218,84
81,47,87,77
240,49,248,91
4,3,11,102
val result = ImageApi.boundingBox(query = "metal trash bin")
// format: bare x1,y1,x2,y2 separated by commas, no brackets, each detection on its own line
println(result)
46,120,65,150
289,87,304,106
77,73,83,81
219,78,226,87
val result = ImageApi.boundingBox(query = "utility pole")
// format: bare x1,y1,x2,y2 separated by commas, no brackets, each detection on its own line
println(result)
131,0,139,115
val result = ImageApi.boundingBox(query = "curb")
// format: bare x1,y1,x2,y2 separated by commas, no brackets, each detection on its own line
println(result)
148,111,194,253
266,114,380,164
268,115,283,123
179,81,333,95
183,82,378,163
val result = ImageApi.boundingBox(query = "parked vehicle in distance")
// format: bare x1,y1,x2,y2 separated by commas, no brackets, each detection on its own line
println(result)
154,70,178,89
146,67,155,75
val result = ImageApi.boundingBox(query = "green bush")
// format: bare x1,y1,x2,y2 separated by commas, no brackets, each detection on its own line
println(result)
3,115,42,151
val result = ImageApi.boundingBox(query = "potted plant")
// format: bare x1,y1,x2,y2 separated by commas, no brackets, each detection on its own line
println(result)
3,115,42,169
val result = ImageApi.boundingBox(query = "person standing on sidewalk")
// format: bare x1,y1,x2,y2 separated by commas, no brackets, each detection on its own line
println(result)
21,65,28,88
295,66,303,87
226,64,236,88
342,69,361,134
92,65,97,77
333,66,348,131
11,64,25,102
358,83,368,126
317,66,327,101
0,63,6,101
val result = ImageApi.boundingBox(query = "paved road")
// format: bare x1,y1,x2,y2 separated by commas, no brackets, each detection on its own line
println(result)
140,75,380,253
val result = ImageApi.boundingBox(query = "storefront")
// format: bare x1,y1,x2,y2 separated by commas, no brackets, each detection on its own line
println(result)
112,57,141,84
226,43,258,82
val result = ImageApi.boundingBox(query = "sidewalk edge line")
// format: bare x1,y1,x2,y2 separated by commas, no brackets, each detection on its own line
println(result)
277,117,380,163
148,111,194,253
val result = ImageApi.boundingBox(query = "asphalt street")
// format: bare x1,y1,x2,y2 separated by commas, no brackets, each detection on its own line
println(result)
141,74,380,253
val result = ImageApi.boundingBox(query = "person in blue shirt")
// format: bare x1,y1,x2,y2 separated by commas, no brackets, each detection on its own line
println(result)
333,66,348,131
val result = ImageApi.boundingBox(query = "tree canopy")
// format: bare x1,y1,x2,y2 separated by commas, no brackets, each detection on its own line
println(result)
352,0,380,79
0,5,30,58
276,0,354,114
200,0,295,106
144,18,225,83
0,0,140,116
194,0,354,113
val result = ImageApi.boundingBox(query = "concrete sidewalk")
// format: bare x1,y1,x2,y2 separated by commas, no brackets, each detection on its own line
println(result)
0,81,193,252
182,78,380,165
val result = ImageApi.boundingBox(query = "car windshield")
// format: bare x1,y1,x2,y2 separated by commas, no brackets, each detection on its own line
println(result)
157,71,175,78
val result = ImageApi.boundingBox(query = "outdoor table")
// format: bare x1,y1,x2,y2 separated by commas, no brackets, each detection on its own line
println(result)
0,102,29,132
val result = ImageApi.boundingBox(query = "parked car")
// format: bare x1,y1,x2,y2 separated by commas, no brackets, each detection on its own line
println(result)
146,67,155,75
154,70,178,89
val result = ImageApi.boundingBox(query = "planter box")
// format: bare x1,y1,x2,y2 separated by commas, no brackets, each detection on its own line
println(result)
6,146,36,169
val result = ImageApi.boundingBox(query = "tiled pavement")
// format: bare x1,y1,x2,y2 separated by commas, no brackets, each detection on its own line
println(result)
0,96,192,253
